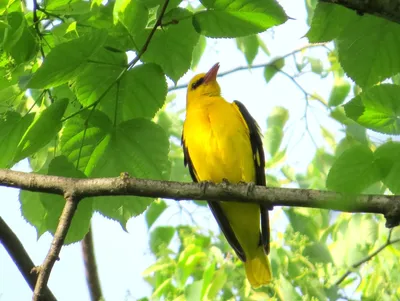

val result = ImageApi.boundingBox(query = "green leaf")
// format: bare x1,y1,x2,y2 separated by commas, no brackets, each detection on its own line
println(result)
20,190,48,238
236,35,258,65
2,12,38,64
278,275,301,300
309,4,400,86
185,280,203,301
321,126,336,151
264,126,282,157
374,142,400,194
263,65,277,83
308,57,323,74
61,113,170,225
304,0,317,25
177,244,206,286
266,106,288,128
118,63,167,120
326,145,380,193
285,208,318,240
20,156,92,244
15,98,69,162
0,112,33,168
113,0,148,36
328,76,351,106
145,200,167,229
264,58,284,83
27,30,107,89
205,269,227,300
150,226,175,254
201,261,215,299
191,35,206,70
360,215,378,245
344,84,400,135
78,62,167,123
60,110,113,174
306,3,354,43
193,0,287,38
338,15,400,88
137,8,199,83
303,242,332,263
72,48,126,119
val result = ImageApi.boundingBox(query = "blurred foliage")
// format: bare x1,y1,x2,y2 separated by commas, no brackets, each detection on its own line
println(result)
2,0,400,299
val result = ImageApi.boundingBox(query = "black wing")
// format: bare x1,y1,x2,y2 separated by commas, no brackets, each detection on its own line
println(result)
181,132,247,261
233,100,270,255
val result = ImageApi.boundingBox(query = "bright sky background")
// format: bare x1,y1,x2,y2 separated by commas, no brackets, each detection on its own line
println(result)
0,0,344,300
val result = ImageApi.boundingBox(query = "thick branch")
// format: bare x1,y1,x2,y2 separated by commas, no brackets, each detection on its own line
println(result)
321,0,400,25
0,217,56,301
82,226,103,301
1,169,400,227
32,193,80,301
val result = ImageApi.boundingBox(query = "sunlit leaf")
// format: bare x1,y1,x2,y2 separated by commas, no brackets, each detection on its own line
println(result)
145,200,167,229
236,35,259,65
20,156,92,244
150,226,175,254
61,111,170,225
15,98,69,162
306,3,353,43
193,0,287,38
344,84,400,134
326,145,380,193
27,30,107,89
137,8,199,83
0,112,33,168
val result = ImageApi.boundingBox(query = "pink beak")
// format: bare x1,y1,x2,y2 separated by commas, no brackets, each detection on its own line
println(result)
204,63,220,83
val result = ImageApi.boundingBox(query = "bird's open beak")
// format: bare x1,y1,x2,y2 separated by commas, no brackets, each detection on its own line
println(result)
204,63,220,83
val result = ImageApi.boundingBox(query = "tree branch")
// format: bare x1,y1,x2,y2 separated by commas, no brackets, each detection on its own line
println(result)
333,229,400,286
1,169,400,228
168,44,327,92
0,217,56,301
81,225,103,301
321,0,400,25
32,193,80,301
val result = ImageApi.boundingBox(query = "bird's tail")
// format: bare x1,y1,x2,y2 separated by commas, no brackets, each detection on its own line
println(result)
244,246,272,288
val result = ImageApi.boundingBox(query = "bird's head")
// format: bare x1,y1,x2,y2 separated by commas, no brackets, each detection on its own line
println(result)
186,63,221,103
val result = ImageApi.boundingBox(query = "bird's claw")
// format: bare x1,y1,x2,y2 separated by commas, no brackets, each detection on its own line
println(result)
199,181,210,195
221,178,230,188
239,181,256,196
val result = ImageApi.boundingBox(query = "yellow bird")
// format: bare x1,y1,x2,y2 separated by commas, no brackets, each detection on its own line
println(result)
182,63,272,288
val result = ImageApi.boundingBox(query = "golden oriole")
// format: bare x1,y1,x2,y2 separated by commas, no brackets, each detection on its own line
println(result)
182,63,272,288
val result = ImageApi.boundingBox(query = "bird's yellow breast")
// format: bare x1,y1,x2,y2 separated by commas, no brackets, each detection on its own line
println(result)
183,96,255,184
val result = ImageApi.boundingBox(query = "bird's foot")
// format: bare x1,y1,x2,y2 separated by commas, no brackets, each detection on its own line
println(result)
221,178,230,188
199,181,211,195
239,181,256,196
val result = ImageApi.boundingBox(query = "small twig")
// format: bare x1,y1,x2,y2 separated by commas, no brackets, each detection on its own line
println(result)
333,229,400,286
0,217,56,301
82,225,103,301
32,193,80,301
36,7,66,21
168,44,326,91
32,0,46,59
126,0,170,69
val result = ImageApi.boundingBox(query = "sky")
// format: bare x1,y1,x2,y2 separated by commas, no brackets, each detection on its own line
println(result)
0,0,343,300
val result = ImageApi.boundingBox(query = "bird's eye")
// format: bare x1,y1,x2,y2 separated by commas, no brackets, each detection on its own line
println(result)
191,77,205,90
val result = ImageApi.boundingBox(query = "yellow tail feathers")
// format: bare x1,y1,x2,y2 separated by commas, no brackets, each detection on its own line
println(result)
244,247,272,288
